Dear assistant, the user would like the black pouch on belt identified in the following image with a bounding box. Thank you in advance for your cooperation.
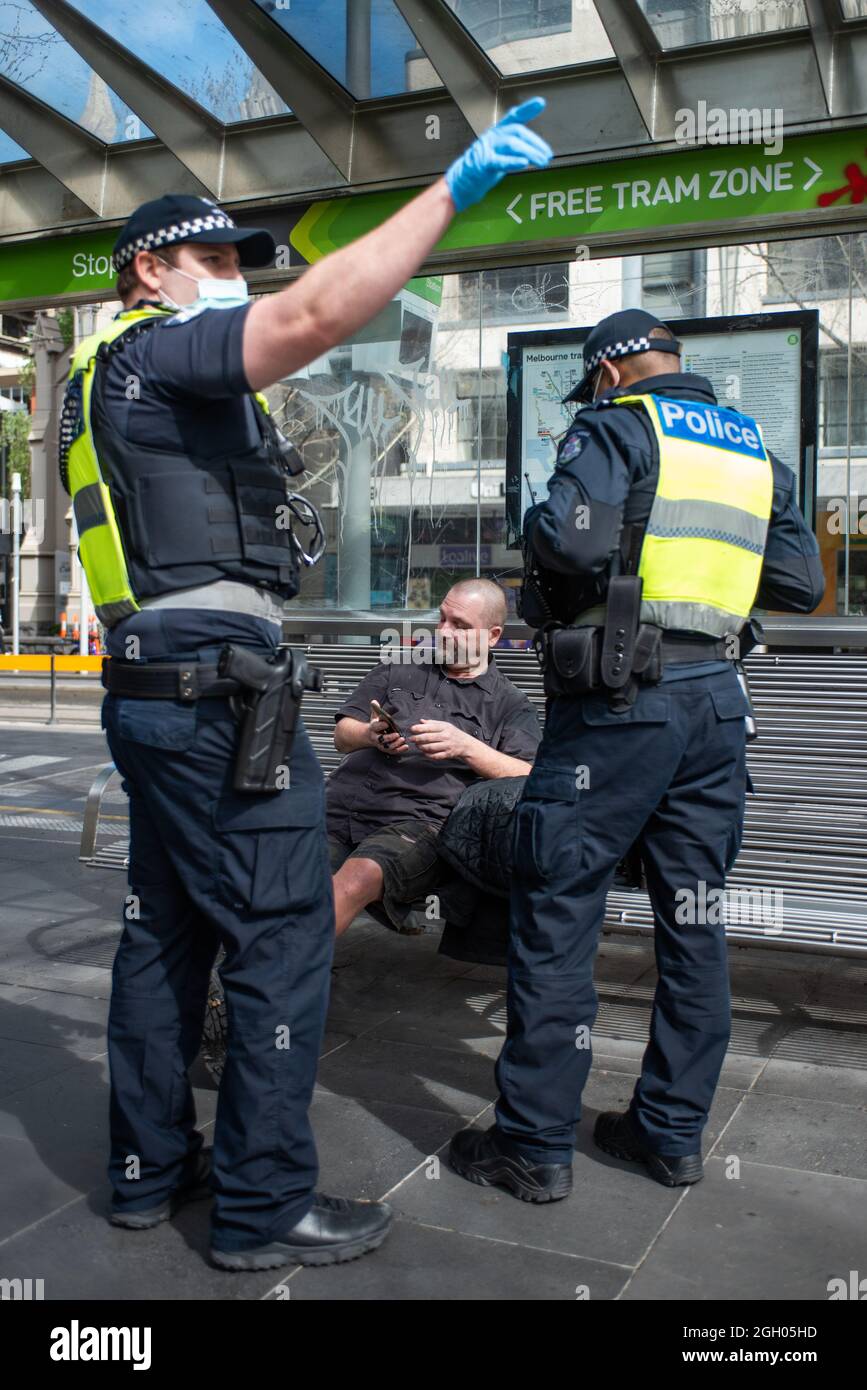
[542,623,602,697]
[217,643,322,793]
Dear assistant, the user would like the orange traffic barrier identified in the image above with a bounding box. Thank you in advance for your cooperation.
[59,610,67,638]
[71,614,80,642]
[0,654,105,671]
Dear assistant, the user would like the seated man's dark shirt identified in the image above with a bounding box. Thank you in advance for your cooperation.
[326,654,541,841]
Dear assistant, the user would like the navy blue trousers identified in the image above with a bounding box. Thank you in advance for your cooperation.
[495,666,748,1163]
[101,611,334,1251]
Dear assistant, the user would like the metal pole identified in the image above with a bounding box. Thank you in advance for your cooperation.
[346,0,371,98]
[0,440,7,630]
[11,470,20,655]
[49,653,56,724]
[341,428,373,633]
[80,560,90,657]
[476,270,482,578]
[339,0,370,638]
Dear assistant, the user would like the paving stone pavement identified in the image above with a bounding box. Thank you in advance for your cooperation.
[1,879,865,1300]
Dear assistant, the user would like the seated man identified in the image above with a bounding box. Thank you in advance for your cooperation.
[327,579,542,935]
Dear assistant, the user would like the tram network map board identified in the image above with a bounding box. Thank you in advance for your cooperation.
[506,310,818,545]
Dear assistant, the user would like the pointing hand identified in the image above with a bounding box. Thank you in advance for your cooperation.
[445,97,553,213]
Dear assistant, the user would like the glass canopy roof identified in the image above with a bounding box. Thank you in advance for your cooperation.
[0,0,861,180]
[66,0,289,122]
[443,0,614,71]
[636,0,808,49]
[252,0,442,98]
[0,130,26,162]
[0,0,150,143]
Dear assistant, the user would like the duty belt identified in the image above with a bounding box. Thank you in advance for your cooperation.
[102,658,241,702]
[536,620,732,706]
[103,645,323,793]
[660,636,732,661]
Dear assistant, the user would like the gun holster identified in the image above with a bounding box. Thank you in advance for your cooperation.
[217,643,322,794]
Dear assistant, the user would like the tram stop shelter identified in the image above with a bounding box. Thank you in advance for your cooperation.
[0,0,865,1304]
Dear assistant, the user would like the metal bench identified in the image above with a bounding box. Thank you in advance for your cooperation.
[80,642,867,956]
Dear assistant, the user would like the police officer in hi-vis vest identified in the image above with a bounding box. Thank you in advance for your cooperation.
[59,102,553,1269]
[448,308,824,1201]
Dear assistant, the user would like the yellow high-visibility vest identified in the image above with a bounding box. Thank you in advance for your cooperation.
[59,307,274,628]
[611,393,774,637]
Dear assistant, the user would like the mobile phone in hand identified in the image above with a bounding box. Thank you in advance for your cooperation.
[370,699,414,748]
[370,699,401,735]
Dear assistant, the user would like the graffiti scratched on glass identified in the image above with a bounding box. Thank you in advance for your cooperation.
[287,364,474,543]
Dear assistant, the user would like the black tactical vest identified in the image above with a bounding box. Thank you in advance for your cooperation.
[89,332,300,603]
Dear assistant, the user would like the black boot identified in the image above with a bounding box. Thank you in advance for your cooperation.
[594,1111,703,1186]
[110,1145,213,1229]
[210,1194,393,1271]
[448,1125,573,1203]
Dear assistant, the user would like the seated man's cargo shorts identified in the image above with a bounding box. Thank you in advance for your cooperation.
[327,819,442,931]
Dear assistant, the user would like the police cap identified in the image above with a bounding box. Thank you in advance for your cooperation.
[562,308,682,405]
[112,194,276,273]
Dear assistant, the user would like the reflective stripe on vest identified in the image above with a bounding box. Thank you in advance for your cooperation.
[611,393,774,638]
[64,308,275,628]
[65,309,167,625]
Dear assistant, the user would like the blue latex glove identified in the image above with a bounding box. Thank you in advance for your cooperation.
[445,97,553,213]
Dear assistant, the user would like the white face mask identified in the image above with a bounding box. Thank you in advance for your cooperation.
[157,255,249,314]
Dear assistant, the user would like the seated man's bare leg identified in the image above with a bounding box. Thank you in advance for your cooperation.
[332,856,384,936]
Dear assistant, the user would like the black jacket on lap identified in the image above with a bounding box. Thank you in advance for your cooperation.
[436,775,528,899]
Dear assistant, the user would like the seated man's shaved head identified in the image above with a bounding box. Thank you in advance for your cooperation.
[435,579,508,676]
[445,578,508,630]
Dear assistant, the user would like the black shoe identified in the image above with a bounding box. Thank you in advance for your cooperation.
[210,1194,393,1271]
[448,1125,573,1203]
[593,1111,703,1186]
[110,1145,213,1230]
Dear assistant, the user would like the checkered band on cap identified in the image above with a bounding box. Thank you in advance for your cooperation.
[112,212,236,271]
[585,336,652,373]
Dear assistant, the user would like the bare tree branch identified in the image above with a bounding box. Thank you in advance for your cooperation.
[745,242,867,369]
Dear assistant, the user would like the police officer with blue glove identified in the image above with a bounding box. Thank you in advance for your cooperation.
[448,308,824,1202]
[59,101,552,1270]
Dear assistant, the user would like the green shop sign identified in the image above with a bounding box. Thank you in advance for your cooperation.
[0,125,865,305]
[291,126,867,259]
[0,223,446,307]
[0,229,116,303]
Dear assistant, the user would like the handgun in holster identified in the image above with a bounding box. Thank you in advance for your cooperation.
[217,643,323,793]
